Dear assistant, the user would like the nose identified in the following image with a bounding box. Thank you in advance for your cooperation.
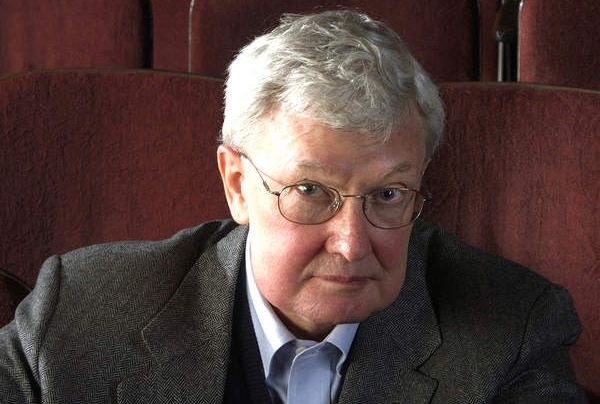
[324,197,372,262]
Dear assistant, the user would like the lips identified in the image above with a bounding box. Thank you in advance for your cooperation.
[316,275,373,286]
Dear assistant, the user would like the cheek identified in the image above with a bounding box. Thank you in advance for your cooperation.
[371,228,412,297]
[374,228,411,270]
[249,218,327,296]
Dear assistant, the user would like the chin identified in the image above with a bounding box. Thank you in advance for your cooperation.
[316,298,387,325]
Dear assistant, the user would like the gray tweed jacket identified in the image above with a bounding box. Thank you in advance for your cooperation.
[0,220,586,403]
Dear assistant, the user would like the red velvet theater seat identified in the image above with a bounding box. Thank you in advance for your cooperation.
[519,0,600,90]
[423,82,600,400]
[0,69,230,289]
[151,0,480,82]
[0,0,151,75]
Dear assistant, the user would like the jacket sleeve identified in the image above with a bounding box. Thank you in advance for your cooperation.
[0,255,63,403]
[494,284,588,403]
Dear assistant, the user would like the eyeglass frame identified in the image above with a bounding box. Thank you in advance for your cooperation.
[238,152,431,229]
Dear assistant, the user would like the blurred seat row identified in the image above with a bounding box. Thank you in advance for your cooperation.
[0,0,598,89]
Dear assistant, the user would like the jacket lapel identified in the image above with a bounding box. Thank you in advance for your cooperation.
[338,221,441,404]
[117,225,249,404]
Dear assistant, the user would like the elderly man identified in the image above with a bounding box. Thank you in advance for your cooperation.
[0,9,585,403]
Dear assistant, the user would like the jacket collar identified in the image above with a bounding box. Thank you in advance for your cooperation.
[117,221,441,403]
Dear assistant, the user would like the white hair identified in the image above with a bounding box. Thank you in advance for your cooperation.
[221,9,445,157]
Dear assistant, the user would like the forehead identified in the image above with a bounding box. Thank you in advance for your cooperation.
[248,109,427,182]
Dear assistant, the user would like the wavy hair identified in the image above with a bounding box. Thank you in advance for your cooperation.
[221,9,444,158]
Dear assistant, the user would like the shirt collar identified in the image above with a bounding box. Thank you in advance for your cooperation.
[245,237,358,376]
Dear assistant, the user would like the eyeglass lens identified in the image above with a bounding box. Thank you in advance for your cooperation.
[276,183,423,229]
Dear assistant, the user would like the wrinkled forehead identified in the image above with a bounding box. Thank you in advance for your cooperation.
[261,105,423,142]
[246,104,427,153]
[245,108,428,184]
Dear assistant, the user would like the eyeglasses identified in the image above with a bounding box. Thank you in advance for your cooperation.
[240,153,430,229]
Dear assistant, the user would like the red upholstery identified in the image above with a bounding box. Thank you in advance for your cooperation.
[0,69,230,287]
[0,1,151,76]
[0,269,31,327]
[479,0,501,81]
[151,0,193,73]
[519,0,600,90]
[152,0,480,81]
[423,82,600,399]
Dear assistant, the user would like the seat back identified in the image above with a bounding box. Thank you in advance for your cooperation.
[518,0,600,90]
[422,82,600,399]
[151,0,480,81]
[0,69,229,287]
[0,0,151,75]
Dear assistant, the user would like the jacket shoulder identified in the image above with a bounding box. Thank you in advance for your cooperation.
[413,221,583,401]
[53,219,240,314]
[413,220,552,299]
[61,219,238,281]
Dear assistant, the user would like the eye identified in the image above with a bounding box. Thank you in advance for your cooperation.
[287,182,334,203]
[294,183,330,197]
[371,187,410,204]
[296,183,320,195]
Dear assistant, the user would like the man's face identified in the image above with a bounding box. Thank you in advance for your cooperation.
[218,108,428,340]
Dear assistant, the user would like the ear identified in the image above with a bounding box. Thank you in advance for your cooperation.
[217,144,249,224]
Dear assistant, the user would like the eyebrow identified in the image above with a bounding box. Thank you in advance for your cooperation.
[294,160,332,174]
[381,161,414,178]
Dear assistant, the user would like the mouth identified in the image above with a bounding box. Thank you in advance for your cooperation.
[316,275,373,287]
